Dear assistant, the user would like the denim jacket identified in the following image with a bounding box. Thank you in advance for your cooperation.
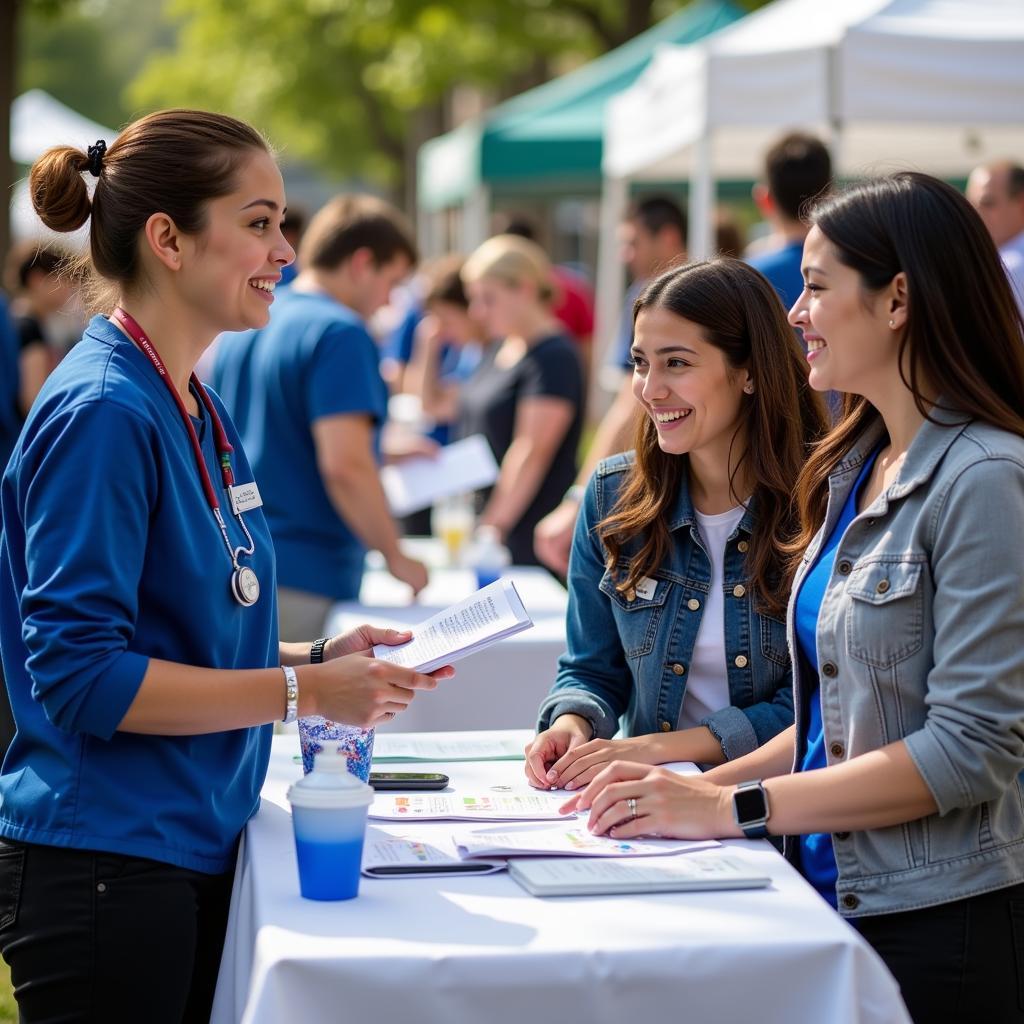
[787,408,1024,917]
[538,453,794,759]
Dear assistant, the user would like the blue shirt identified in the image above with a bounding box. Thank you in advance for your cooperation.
[0,315,277,874]
[213,288,388,601]
[747,241,805,314]
[0,294,21,474]
[793,447,879,906]
[612,280,647,371]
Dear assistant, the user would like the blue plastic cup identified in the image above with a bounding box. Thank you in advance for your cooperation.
[287,749,374,901]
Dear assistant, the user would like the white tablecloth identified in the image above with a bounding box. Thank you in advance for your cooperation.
[326,543,568,732]
[211,734,910,1024]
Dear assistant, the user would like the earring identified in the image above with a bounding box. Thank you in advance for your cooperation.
[743,382,754,394]
[888,319,896,328]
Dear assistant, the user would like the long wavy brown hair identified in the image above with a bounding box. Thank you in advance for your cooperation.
[787,172,1024,574]
[597,259,829,618]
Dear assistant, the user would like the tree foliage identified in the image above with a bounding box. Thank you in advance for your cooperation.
[128,0,701,186]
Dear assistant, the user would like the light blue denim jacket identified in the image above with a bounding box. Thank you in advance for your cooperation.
[538,453,794,758]
[787,408,1024,917]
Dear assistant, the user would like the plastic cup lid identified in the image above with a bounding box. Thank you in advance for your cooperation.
[287,750,374,810]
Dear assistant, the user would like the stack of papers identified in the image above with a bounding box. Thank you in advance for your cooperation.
[508,855,771,897]
[361,831,505,879]
[372,578,532,673]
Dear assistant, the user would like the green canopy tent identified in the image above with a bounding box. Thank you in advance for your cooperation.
[416,0,743,252]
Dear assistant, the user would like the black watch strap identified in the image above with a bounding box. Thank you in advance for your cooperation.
[309,637,329,664]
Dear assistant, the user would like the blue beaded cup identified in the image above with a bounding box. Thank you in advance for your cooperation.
[297,716,375,780]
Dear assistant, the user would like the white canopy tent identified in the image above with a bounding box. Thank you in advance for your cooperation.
[591,0,1024,359]
[9,89,117,247]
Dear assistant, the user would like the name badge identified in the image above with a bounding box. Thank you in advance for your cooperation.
[635,576,658,601]
[229,481,263,515]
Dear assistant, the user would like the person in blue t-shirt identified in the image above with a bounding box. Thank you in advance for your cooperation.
[0,111,447,1023]
[746,131,832,318]
[213,194,429,642]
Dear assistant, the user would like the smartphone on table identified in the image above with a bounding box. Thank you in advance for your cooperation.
[369,771,449,791]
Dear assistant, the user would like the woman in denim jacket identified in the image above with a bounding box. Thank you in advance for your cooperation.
[566,173,1024,1023]
[525,259,828,790]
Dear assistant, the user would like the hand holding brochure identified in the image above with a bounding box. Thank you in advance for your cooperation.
[372,578,532,673]
[508,854,770,896]
[453,821,720,859]
[381,434,499,517]
[370,792,574,821]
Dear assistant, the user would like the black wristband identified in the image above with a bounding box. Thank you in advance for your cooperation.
[309,637,329,664]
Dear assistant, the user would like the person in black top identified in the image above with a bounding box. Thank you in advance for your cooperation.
[459,234,584,567]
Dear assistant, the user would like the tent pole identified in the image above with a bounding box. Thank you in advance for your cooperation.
[688,128,714,261]
[589,174,629,422]
[460,184,491,253]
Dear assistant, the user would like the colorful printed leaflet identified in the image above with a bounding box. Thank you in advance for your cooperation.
[361,832,505,878]
[369,792,573,821]
[452,821,720,859]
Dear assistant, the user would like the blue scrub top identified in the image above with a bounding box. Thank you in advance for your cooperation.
[212,288,388,601]
[0,315,278,874]
[793,447,879,906]
[747,241,805,315]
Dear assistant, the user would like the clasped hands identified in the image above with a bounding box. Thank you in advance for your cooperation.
[525,720,739,840]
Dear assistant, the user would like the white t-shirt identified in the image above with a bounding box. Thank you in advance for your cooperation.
[676,503,747,732]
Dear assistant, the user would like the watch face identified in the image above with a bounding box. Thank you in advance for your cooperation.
[734,785,767,823]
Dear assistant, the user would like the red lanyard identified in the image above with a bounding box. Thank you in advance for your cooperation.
[111,307,234,511]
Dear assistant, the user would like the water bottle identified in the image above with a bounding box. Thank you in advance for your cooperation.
[287,748,374,900]
[470,525,511,589]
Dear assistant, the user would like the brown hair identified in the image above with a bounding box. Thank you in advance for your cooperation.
[597,259,829,619]
[787,172,1024,570]
[299,194,417,271]
[423,254,469,310]
[28,109,270,307]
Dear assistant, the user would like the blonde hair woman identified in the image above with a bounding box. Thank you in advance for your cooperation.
[458,234,584,567]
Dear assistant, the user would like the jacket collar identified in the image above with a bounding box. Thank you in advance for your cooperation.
[831,401,972,509]
[666,470,756,537]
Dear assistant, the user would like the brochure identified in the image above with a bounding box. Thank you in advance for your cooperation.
[507,854,771,897]
[361,831,505,879]
[369,792,574,822]
[381,434,499,517]
[371,578,532,673]
[452,821,720,859]
[373,732,527,763]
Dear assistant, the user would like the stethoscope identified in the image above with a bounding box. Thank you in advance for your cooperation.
[112,307,261,607]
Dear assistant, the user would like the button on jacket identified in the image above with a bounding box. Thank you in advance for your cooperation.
[538,453,794,758]
[787,407,1024,916]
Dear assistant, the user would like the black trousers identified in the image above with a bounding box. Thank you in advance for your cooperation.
[854,881,1024,1024]
[0,838,234,1023]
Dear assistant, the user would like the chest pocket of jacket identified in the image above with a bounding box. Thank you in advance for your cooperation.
[845,558,925,668]
[759,614,789,668]
[599,572,670,660]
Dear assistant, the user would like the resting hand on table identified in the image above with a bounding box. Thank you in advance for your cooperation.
[543,734,665,791]
[314,624,453,728]
[524,714,592,788]
[560,760,741,841]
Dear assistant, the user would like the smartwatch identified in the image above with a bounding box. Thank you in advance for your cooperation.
[732,779,770,839]
[309,637,329,664]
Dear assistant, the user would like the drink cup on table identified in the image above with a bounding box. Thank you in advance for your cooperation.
[469,524,511,589]
[298,715,375,780]
[287,748,374,901]
[432,493,474,566]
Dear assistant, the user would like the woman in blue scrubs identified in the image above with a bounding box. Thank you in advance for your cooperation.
[0,110,445,1023]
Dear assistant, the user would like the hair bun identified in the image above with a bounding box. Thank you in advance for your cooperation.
[28,145,93,233]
